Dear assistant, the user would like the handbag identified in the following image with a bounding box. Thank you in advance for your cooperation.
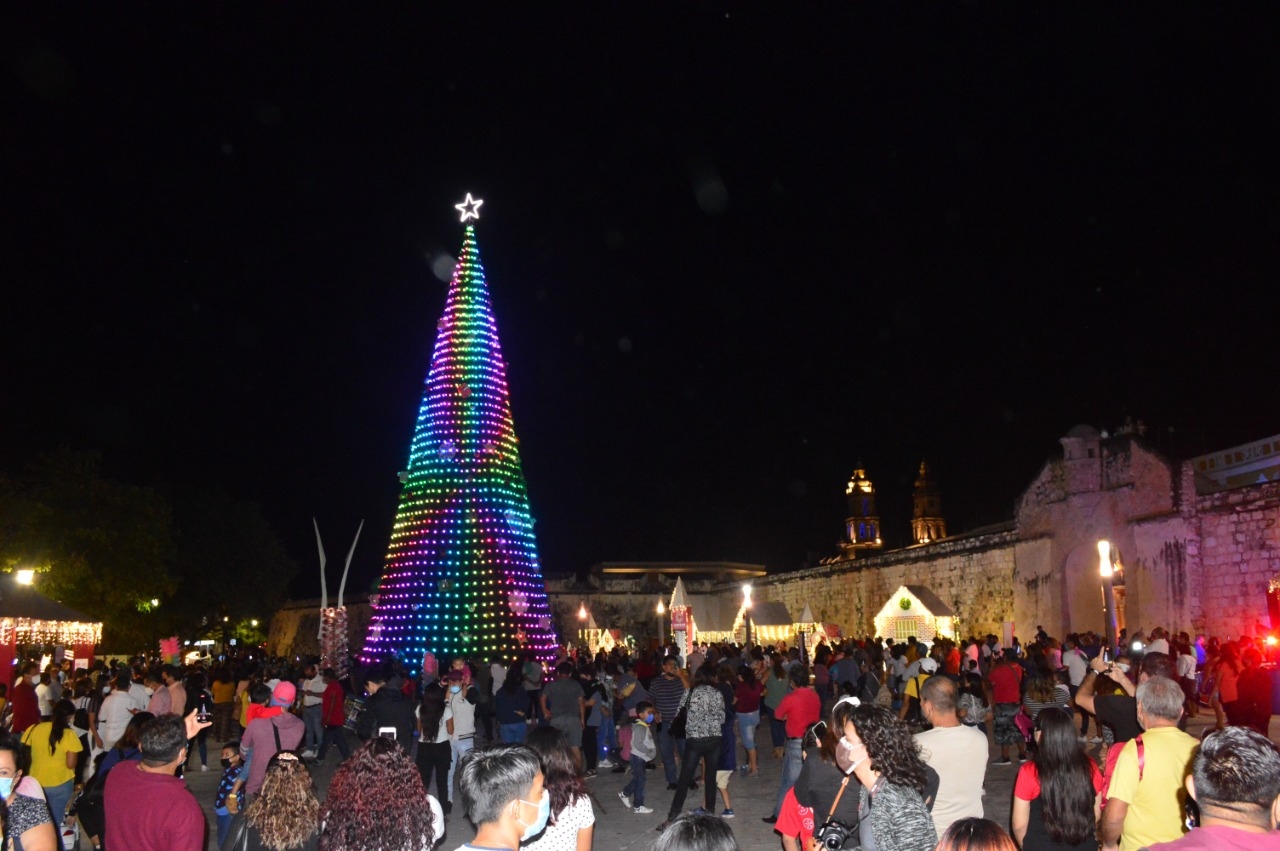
[668,693,689,739]
[222,813,251,851]
[1013,709,1034,741]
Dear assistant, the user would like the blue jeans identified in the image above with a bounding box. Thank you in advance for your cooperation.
[500,722,527,743]
[600,717,618,758]
[622,754,648,807]
[768,709,787,750]
[448,737,474,799]
[736,709,760,752]
[45,779,74,826]
[772,738,804,817]
[216,811,234,847]
[656,726,685,786]
[303,703,324,750]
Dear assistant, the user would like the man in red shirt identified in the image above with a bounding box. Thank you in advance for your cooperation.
[765,666,821,823]
[104,713,208,851]
[986,649,1026,764]
[316,667,351,763]
[9,662,40,735]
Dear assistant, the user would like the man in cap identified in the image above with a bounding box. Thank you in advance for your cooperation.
[239,681,305,796]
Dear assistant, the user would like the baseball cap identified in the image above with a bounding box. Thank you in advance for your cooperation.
[918,658,939,674]
[271,682,297,706]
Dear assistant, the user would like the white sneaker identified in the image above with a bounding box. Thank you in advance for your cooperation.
[300,749,317,759]
[598,759,615,768]
[634,805,654,814]
[200,764,209,772]
[619,791,633,808]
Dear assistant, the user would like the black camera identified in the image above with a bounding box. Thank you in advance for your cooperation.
[813,818,857,850]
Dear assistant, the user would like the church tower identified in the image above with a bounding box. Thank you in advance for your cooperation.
[841,464,883,557]
[911,460,947,544]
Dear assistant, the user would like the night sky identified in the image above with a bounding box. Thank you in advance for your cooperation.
[5,7,1279,598]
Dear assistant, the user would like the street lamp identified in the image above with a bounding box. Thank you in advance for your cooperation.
[656,599,665,645]
[742,584,753,651]
[1098,540,1119,660]
[15,569,34,586]
[578,602,587,621]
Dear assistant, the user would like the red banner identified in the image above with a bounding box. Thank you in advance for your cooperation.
[671,607,688,631]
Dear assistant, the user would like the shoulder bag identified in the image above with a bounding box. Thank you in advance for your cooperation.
[668,691,689,739]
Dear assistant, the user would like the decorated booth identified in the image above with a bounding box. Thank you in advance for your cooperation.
[686,594,737,647]
[794,603,830,662]
[873,585,956,645]
[0,578,103,685]
[733,600,794,648]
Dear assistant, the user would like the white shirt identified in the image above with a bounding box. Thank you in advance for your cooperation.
[35,683,53,717]
[98,691,137,750]
[915,723,989,840]
[491,663,507,694]
[448,690,476,740]
[522,793,595,851]
[1176,653,1197,679]
[1146,638,1170,656]
[1064,648,1089,687]
[302,675,325,707]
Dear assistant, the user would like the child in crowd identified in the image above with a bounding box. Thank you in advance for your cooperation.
[619,700,656,814]
[213,741,244,848]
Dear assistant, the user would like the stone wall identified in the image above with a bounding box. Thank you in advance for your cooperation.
[1194,480,1280,638]
[746,528,1019,639]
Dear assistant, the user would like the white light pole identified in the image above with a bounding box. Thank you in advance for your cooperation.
[656,599,666,646]
[1098,540,1119,659]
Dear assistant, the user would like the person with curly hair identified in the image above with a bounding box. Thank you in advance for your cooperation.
[834,699,937,851]
[224,752,320,851]
[319,737,444,851]
[523,727,594,851]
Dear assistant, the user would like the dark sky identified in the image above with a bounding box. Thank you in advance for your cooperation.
[5,6,1279,598]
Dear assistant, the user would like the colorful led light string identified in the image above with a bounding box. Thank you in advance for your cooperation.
[362,224,557,667]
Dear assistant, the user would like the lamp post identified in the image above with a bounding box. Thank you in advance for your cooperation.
[742,584,753,651]
[656,599,665,647]
[1098,540,1119,660]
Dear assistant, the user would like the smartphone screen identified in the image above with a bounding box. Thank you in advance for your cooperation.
[378,726,397,740]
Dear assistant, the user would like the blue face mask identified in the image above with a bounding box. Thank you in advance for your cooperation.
[0,777,13,799]
[517,790,550,841]
[644,713,655,724]
[450,685,462,694]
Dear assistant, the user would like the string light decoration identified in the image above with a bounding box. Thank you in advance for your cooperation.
[362,198,557,666]
[0,617,102,646]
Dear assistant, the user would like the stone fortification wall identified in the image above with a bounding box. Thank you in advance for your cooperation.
[746,529,1019,639]
[1194,480,1280,639]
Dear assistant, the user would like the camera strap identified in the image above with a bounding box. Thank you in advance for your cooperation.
[825,774,852,823]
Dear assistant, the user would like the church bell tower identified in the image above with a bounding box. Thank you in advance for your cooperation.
[841,464,883,558]
[911,460,947,544]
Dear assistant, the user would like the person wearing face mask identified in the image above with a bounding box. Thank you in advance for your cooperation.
[620,700,658,815]
[523,727,595,851]
[825,699,938,851]
[212,740,245,848]
[10,662,41,735]
[446,668,481,804]
[450,744,547,851]
[0,733,58,851]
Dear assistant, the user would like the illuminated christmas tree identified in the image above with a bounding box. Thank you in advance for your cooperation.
[362,194,557,666]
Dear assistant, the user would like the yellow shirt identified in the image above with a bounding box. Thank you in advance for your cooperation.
[21,723,83,788]
[212,680,236,704]
[1108,725,1197,851]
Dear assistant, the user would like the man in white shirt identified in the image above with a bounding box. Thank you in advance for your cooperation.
[1063,636,1097,741]
[1145,627,1170,658]
[490,658,507,694]
[299,664,326,757]
[915,675,989,840]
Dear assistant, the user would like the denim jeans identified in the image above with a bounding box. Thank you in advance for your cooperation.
[303,703,324,750]
[448,736,474,799]
[216,812,234,848]
[500,722,527,743]
[622,754,648,807]
[772,738,804,817]
[736,709,760,752]
[656,726,685,786]
[600,717,618,759]
[667,735,721,819]
[45,779,74,826]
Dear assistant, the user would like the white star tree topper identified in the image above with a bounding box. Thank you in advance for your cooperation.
[455,193,484,222]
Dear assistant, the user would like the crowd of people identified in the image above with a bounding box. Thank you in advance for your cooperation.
[0,624,1272,851]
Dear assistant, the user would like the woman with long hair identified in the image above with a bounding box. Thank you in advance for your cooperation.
[19,698,81,828]
[1010,707,1101,851]
[319,737,443,851]
[831,700,936,851]
[416,681,453,814]
[523,726,594,851]
[495,661,529,744]
[1021,659,1070,722]
[0,734,57,851]
[1214,643,1242,727]
[225,752,321,851]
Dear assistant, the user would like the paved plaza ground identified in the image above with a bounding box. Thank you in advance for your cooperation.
[71,709,1260,851]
